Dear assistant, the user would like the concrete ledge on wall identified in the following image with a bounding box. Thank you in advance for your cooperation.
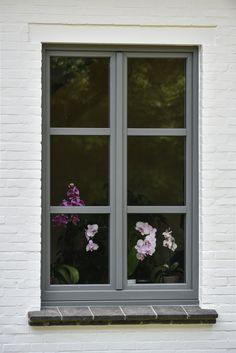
[28,23,217,46]
[28,305,218,326]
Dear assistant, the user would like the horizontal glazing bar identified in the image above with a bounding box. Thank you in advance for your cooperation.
[128,129,187,136]
[48,50,114,58]
[127,206,187,213]
[50,206,111,214]
[126,52,191,59]
[50,128,110,135]
[48,284,113,291]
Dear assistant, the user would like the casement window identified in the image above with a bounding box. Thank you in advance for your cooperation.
[42,46,198,306]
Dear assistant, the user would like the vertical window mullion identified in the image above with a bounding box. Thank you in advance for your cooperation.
[123,54,128,289]
[109,53,117,289]
[44,52,51,290]
[185,53,193,286]
[115,52,125,289]
[192,48,199,296]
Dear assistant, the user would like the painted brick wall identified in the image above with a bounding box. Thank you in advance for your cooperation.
[0,0,236,352]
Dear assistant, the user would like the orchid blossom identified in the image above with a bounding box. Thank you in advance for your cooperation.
[52,183,101,253]
[52,183,84,227]
[86,239,99,252]
[85,224,98,241]
[162,228,177,252]
[52,214,69,227]
[134,222,157,260]
[135,221,155,236]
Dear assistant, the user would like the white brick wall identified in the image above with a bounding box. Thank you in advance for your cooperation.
[0,0,236,352]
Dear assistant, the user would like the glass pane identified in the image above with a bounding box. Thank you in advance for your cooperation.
[50,214,109,285]
[50,56,109,127]
[128,136,185,205]
[127,214,185,284]
[51,136,109,206]
[128,58,185,128]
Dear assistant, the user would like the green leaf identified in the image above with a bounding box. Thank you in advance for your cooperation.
[150,266,163,282]
[55,264,80,284]
[162,263,169,271]
[155,273,163,283]
[169,262,184,274]
[170,262,179,272]
[63,265,80,284]
[128,248,138,277]
[57,267,71,284]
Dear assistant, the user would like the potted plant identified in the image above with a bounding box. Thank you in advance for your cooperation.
[128,222,183,284]
[127,221,157,284]
[151,229,183,283]
[51,183,100,285]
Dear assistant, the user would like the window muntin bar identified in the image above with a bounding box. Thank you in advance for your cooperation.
[50,128,110,135]
[128,128,187,136]
[127,206,187,213]
[50,206,111,213]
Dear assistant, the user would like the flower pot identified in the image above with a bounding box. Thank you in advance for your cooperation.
[128,279,136,285]
[136,279,150,284]
[162,274,180,283]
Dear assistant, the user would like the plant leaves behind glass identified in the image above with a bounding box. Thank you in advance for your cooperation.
[150,265,165,283]
[151,262,183,283]
[128,247,138,277]
[53,264,80,284]
[170,261,183,272]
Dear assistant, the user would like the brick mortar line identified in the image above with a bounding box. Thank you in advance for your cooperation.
[150,305,158,319]
[181,306,189,319]
[56,306,63,321]
[119,306,126,320]
[88,306,95,320]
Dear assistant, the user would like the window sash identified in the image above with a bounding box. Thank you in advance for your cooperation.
[42,46,199,305]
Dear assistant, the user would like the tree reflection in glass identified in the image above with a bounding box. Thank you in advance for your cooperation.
[128,136,185,206]
[50,56,109,128]
[50,136,109,206]
[128,58,185,128]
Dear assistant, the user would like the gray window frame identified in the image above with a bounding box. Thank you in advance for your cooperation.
[42,45,199,306]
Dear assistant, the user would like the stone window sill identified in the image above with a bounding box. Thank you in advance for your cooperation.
[28,305,218,326]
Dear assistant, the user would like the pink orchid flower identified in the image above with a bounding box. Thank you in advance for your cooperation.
[134,223,157,260]
[52,214,69,227]
[67,183,80,199]
[85,224,98,240]
[162,228,177,252]
[70,214,80,226]
[135,221,155,236]
[86,239,99,252]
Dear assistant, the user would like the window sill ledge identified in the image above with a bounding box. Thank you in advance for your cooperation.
[28,305,218,326]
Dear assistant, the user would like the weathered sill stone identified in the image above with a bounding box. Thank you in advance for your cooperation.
[28,305,218,326]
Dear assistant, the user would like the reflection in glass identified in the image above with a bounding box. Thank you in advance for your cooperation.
[128,136,185,206]
[50,56,109,127]
[127,214,185,284]
[50,214,109,285]
[128,58,185,128]
[50,136,109,206]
